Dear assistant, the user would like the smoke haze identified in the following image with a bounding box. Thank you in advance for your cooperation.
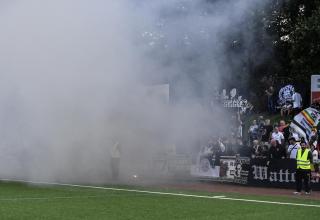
[0,0,267,183]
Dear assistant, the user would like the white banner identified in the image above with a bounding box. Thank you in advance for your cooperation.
[278,84,294,105]
[311,75,320,92]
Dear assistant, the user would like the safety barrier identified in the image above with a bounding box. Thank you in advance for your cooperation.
[191,156,320,190]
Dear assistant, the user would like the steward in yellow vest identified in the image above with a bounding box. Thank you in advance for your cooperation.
[294,140,313,195]
[297,148,311,170]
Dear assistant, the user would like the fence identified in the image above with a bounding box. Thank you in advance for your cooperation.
[191,156,320,190]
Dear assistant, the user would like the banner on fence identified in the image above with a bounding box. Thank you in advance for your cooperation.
[190,156,250,184]
[249,158,320,190]
[191,157,320,190]
[248,158,296,188]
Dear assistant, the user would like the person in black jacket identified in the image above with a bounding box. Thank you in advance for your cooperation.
[269,139,286,160]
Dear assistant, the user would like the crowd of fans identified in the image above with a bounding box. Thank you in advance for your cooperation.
[200,85,320,169]
[200,115,319,172]
[246,116,319,171]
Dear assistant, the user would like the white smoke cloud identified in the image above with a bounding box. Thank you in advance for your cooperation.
[0,0,267,183]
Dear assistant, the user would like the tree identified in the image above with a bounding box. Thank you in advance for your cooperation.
[243,0,320,108]
[289,1,320,82]
[266,0,320,82]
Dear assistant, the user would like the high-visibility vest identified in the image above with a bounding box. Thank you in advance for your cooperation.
[296,148,311,170]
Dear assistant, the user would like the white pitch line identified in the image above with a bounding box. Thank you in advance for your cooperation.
[0,196,105,201]
[218,197,320,208]
[211,195,226,199]
[0,179,320,208]
[0,195,225,202]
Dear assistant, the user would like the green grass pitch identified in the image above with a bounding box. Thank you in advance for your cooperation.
[0,181,319,220]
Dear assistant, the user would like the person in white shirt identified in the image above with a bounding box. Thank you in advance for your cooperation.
[271,127,285,145]
[292,90,302,116]
[312,148,319,173]
[287,137,300,159]
[312,149,319,162]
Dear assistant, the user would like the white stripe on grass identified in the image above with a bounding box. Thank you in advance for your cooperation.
[0,195,226,202]
[0,196,105,201]
[0,179,319,208]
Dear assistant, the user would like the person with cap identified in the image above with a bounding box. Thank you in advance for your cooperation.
[287,136,300,159]
[294,139,313,195]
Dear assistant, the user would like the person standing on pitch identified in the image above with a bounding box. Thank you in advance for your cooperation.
[294,139,313,195]
[110,140,121,180]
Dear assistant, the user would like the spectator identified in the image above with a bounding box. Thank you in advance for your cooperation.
[251,140,263,158]
[280,89,293,117]
[279,120,290,142]
[269,139,286,159]
[287,137,300,159]
[257,116,265,140]
[261,144,269,158]
[201,139,214,156]
[310,135,318,168]
[236,138,244,154]
[199,139,215,168]
[292,89,302,116]
[230,115,241,139]
[271,127,285,145]
[248,120,259,144]
[257,116,265,127]
[312,146,319,172]
[239,140,251,157]
[281,102,292,117]
[278,120,288,133]
[236,112,243,138]
[310,127,318,141]
[312,145,319,161]
[265,86,275,114]
[261,119,273,145]
[221,89,229,100]
[214,140,225,167]
[219,138,227,155]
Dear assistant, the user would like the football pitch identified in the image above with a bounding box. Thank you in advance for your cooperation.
[0,180,319,220]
